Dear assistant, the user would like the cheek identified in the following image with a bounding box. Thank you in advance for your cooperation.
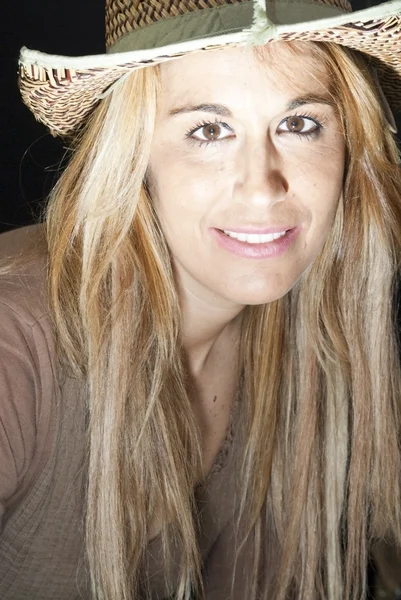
[296,141,344,208]
[303,179,343,257]
[288,147,344,253]
[149,152,229,227]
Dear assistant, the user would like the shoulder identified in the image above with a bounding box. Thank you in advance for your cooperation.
[0,223,50,326]
[0,224,60,514]
[0,223,57,435]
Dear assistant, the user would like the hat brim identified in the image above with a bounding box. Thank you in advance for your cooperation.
[18,0,401,136]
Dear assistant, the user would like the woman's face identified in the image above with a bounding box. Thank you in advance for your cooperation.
[147,43,345,308]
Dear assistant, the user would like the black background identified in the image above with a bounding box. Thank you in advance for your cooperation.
[1,1,105,234]
[1,0,398,234]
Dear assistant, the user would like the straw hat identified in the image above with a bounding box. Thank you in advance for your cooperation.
[18,0,401,137]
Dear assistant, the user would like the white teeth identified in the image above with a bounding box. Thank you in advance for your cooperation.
[223,230,287,244]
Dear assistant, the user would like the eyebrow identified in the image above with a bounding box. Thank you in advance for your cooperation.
[168,94,335,118]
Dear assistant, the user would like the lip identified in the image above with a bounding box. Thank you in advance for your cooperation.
[211,226,301,259]
[219,225,295,234]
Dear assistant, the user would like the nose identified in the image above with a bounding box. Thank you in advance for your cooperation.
[233,135,288,209]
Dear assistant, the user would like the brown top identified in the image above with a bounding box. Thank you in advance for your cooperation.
[0,224,398,600]
[0,223,265,600]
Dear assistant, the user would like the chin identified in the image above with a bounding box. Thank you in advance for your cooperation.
[225,271,299,304]
[224,284,294,306]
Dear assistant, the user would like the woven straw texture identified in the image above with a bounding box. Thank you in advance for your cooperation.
[18,0,401,136]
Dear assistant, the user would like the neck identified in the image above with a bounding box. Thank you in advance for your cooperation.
[179,283,244,379]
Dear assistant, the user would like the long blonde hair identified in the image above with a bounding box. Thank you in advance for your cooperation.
[43,41,401,600]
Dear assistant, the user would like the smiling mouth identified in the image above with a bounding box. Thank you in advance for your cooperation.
[219,229,289,244]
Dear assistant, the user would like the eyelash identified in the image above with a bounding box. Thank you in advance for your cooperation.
[184,112,325,147]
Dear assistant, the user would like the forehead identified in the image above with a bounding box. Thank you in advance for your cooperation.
[159,42,330,107]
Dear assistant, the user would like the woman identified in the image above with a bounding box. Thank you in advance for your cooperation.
[1,0,401,598]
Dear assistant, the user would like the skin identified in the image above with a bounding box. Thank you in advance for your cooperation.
[146,43,345,489]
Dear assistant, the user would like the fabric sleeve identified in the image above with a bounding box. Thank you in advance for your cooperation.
[0,298,54,527]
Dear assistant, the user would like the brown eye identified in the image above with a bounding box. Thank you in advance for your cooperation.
[286,116,306,132]
[278,115,320,136]
[188,121,233,145]
[202,123,222,140]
